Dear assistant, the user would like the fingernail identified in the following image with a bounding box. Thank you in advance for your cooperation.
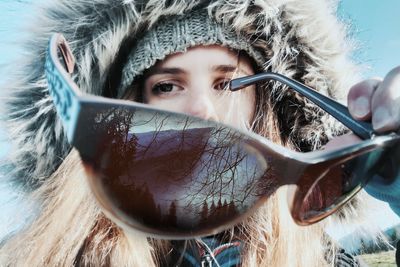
[372,107,392,131]
[350,96,370,118]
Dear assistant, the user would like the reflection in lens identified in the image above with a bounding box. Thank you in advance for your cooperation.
[296,148,384,223]
[81,107,280,237]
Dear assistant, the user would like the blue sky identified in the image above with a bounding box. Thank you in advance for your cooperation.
[338,0,400,77]
[0,0,400,244]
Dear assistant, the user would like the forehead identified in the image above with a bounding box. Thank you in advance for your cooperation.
[150,45,254,73]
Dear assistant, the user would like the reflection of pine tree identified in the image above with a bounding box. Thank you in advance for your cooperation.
[228,200,237,217]
[210,199,223,223]
[165,201,177,226]
[110,181,164,228]
[134,184,156,223]
[222,199,228,218]
[142,185,157,220]
[216,199,223,215]
[209,201,216,219]
[200,201,209,225]
[199,199,239,226]
[156,204,162,223]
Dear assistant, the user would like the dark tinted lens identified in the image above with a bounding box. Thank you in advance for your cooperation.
[295,148,385,223]
[80,107,279,237]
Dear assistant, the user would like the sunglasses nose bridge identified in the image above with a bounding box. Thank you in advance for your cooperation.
[270,155,309,187]
[249,139,310,187]
[285,160,310,186]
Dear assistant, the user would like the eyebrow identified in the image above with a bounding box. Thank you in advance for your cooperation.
[146,64,252,78]
[145,67,187,77]
[212,65,253,76]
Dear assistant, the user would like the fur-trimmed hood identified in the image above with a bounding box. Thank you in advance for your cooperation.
[2,0,360,190]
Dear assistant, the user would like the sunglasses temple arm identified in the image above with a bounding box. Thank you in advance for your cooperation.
[230,73,375,140]
[45,33,81,143]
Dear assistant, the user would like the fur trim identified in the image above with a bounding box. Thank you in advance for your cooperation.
[1,0,360,190]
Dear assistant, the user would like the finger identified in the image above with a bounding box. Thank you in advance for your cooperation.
[371,66,400,132]
[347,78,381,121]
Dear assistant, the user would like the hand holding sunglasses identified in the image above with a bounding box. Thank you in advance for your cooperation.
[346,67,400,214]
[45,33,400,239]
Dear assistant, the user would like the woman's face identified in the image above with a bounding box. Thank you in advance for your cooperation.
[142,45,256,129]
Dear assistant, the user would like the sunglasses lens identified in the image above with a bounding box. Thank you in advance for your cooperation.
[80,107,279,237]
[294,148,385,223]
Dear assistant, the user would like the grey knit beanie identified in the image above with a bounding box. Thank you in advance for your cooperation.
[118,8,264,97]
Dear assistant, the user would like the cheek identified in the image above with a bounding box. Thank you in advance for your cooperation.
[243,86,256,121]
[214,86,256,128]
[146,98,185,113]
[233,86,256,123]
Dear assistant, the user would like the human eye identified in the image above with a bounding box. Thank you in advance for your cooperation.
[213,79,231,91]
[151,82,183,95]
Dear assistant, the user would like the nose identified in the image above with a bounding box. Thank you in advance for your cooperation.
[184,92,219,121]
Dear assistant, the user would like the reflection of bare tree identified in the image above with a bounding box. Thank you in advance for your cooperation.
[178,126,271,212]
[85,106,279,230]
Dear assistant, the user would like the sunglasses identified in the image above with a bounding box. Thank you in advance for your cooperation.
[45,33,400,239]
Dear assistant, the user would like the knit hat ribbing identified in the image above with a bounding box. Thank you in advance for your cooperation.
[118,9,264,97]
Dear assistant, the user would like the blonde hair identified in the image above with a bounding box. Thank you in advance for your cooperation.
[0,95,338,266]
[0,0,374,265]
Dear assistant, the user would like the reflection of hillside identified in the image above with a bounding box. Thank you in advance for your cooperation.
[125,129,210,185]
[129,127,213,158]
